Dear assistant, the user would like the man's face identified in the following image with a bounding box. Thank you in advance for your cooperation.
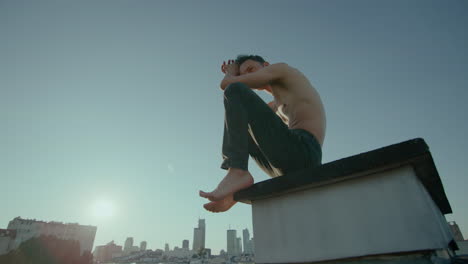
[239,60,264,75]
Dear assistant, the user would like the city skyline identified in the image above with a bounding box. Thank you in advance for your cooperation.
[94,218,253,255]
[1,0,467,255]
[1,216,253,256]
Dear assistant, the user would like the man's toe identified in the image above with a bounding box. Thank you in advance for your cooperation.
[199,190,211,198]
[204,202,216,212]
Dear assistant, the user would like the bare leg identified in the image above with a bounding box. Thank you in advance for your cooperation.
[199,168,254,202]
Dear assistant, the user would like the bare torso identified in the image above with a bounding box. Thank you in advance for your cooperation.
[270,65,326,146]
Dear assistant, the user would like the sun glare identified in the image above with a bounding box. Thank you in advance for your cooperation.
[92,199,116,219]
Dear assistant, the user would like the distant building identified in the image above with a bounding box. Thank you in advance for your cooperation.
[124,237,133,254]
[236,237,242,255]
[124,237,133,250]
[0,229,16,255]
[251,237,255,254]
[242,228,253,254]
[193,219,205,251]
[140,241,147,251]
[165,243,169,252]
[193,228,203,251]
[163,246,193,258]
[448,221,465,241]
[242,228,254,255]
[130,245,139,253]
[227,229,237,256]
[183,239,189,250]
[93,240,123,262]
[6,217,96,255]
[123,237,139,255]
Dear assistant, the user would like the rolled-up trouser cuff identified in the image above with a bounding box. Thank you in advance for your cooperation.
[220,158,248,171]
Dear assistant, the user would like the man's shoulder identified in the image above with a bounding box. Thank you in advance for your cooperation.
[266,63,292,80]
[269,62,289,70]
[269,63,308,83]
[270,63,303,75]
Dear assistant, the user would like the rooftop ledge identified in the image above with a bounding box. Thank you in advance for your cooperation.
[233,138,456,264]
[234,138,451,215]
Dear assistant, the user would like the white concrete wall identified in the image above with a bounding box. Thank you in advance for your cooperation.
[252,166,454,263]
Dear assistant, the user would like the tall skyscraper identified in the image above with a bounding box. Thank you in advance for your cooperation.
[227,229,237,256]
[124,237,134,254]
[124,237,133,251]
[182,239,189,250]
[193,228,201,251]
[236,237,242,255]
[193,219,206,251]
[251,237,255,254]
[243,228,251,254]
[140,241,147,251]
[199,219,205,249]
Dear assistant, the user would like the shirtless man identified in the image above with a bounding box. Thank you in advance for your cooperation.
[199,55,326,213]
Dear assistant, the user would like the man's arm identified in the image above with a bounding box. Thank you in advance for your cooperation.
[220,63,288,90]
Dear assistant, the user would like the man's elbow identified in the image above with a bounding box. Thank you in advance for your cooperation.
[220,79,229,90]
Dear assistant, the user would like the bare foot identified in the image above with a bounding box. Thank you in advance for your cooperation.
[203,194,237,213]
[199,168,254,201]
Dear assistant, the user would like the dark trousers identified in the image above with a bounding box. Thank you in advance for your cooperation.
[221,82,322,178]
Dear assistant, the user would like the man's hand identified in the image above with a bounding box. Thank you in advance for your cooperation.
[221,60,239,76]
[220,59,240,90]
[219,61,288,91]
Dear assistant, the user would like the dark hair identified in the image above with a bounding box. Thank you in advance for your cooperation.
[235,54,266,66]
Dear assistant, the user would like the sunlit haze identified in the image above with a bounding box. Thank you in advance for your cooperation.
[91,199,116,219]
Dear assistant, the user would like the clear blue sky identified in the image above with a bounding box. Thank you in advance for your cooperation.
[1,0,467,254]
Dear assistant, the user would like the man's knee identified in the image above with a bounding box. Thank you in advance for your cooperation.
[224,82,251,97]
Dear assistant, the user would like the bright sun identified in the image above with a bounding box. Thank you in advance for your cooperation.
[92,199,116,219]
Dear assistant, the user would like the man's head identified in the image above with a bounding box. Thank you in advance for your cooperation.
[235,55,270,75]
